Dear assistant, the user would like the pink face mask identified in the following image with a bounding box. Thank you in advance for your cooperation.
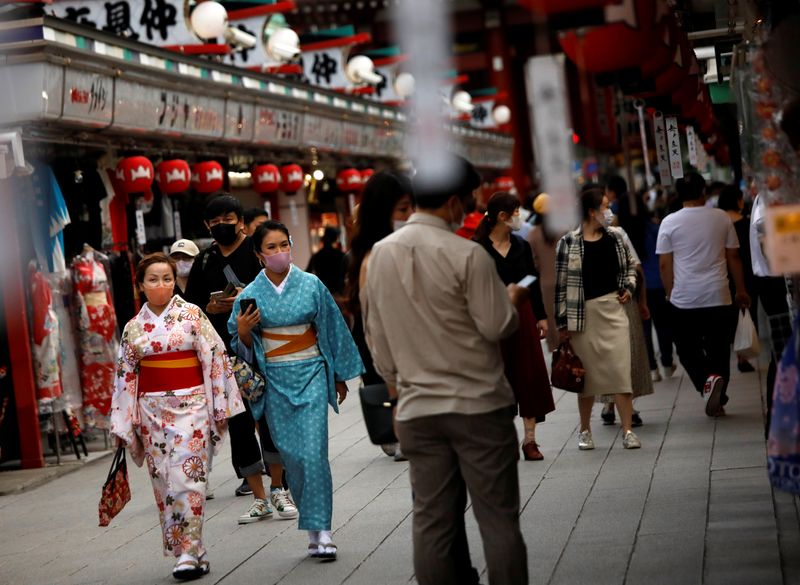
[261,251,292,273]
[143,285,173,307]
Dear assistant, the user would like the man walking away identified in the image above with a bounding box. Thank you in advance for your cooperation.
[657,172,751,417]
[364,155,528,585]
[307,226,346,295]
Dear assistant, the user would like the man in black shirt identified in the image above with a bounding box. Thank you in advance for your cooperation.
[307,226,346,295]
[186,194,297,523]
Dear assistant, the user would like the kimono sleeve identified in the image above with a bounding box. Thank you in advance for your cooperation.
[316,278,365,382]
[109,322,145,467]
[194,310,245,423]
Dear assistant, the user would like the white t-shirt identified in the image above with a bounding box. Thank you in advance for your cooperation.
[656,206,739,308]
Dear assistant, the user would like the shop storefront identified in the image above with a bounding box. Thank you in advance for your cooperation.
[0,14,513,469]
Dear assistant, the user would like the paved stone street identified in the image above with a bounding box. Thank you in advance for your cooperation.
[1,357,798,585]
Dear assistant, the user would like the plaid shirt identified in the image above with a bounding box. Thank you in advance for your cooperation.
[554,227,637,332]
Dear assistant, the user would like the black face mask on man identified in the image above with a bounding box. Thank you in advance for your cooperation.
[210,222,239,246]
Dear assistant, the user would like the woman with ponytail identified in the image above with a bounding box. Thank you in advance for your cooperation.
[473,192,555,461]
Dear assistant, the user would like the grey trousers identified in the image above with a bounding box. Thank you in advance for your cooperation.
[396,406,529,585]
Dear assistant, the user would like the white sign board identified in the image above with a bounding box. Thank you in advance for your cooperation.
[686,126,698,167]
[653,112,671,186]
[665,116,684,179]
[301,48,348,90]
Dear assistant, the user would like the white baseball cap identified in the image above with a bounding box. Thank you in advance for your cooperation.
[169,239,200,258]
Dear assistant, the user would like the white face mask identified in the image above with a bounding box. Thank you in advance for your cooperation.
[506,215,523,231]
[392,219,408,232]
[175,259,193,278]
[601,208,615,227]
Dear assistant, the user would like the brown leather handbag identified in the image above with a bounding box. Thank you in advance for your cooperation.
[550,340,586,393]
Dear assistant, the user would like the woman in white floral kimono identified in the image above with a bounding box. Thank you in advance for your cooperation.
[110,253,244,581]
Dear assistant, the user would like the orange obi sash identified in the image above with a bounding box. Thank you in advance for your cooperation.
[138,350,203,393]
[262,326,318,359]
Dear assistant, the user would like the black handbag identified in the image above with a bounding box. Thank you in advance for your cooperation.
[358,383,397,445]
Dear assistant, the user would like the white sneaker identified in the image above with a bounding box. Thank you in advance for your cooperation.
[703,375,724,417]
[578,430,595,450]
[651,369,662,382]
[394,446,408,462]
[238,498,272,524]
[270,488,299,519]
[622,430,641,449]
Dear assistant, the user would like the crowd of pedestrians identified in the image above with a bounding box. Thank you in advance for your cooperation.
[108,154,774,584]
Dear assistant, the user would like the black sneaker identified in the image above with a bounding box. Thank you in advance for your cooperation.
[737,361,755,373]
[601,405,615,425]
[235,478,253,497]
[632,411,643,427]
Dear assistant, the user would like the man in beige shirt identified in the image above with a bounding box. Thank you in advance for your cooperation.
[364,156,528,585]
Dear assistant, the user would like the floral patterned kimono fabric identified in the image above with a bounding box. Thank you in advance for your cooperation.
[229,267,364,531]
[30,268,63,403]
[110,296,244,558]
[73,252,119,429]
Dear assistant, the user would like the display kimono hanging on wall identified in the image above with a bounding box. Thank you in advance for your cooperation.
[73,247,119,429]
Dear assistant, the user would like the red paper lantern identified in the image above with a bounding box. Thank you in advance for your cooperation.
[494,176,515,192]
[559,0,662,73]
[252,164,280,194]
[639,9,679,79]
[337,168,363,194]
[280,164,304,194]
[191,161,224,194]
[360,169,375,187]
[156,159,191,194]
[115,156,154,194]
[637,31,694,98]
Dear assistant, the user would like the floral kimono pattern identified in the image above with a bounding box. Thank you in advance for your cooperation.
[229,268,364,531]
[110,296,244,558]
[30,269,63,403]
[73,253,119,429]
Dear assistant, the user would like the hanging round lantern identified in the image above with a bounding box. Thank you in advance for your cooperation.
[494,176,515,192]
[493,105,512,125]
[558,0,662,73]
[639,9,679,79]
[360,168,375,187]
[115,156,154,194]
[636,31,693,99]
[280,164,304,193]
[252,164,280,194]
[155,159,191,194]
[191,161,224,194]
[337,168,363,194]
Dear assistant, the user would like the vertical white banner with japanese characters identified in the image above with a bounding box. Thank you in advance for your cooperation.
[526,54,577,234]
[653,112,671,186]
[665,116,684,180]
[686,126,698,167]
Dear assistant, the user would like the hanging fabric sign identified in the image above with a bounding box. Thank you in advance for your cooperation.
[686,126,698,166]
[263,200,272,218]
[665,116,683,179]
[653,112,671,186]
[135,209,146,245]
[634,100,654,187]
[289,199,299,226]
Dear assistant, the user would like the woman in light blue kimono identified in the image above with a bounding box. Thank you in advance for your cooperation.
[228,220,364,562]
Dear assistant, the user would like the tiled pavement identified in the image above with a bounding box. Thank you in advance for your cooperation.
[0,355,797,585]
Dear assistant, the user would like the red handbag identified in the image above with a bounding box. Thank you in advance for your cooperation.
[550,340,586,393]
[98,446,131,527]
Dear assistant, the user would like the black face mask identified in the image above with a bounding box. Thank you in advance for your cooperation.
[210,222,239,246]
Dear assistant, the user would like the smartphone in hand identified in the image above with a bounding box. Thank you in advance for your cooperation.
[517,274,537,288]
[239,298,257,314]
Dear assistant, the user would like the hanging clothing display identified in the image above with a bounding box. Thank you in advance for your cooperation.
[46,271,84,423]
[73,248,119,429]
[29,267,63,403]
[23,164,72,273]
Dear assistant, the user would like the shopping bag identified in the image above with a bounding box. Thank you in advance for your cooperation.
[358,383,397,445]
[550,340,586,393]
[98,446,131,527]
[767,315,800,494]
[733,309,761,359]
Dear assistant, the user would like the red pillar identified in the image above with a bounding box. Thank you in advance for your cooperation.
[485,12,535,198]
[0,178,44,469]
